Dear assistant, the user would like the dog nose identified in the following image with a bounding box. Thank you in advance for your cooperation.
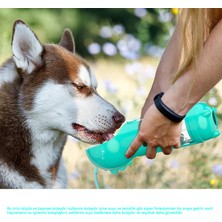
[112,112,125,127]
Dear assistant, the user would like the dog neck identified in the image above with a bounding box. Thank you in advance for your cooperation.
[0,60,67,188]
[26,118,67,186]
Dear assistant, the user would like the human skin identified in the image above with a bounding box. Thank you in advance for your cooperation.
[126,19,222,159]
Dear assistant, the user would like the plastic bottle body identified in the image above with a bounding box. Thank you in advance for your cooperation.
[86,103,220,174]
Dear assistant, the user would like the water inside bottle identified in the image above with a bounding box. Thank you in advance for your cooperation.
[180,121,193,145]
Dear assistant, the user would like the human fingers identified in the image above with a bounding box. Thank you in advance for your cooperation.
[126,136,142,158]
[173,141,180,149]
[162,146,173,155]
[145,145,157,159]
[161,137,181,155]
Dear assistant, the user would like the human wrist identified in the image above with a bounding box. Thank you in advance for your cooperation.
[161,89,194,116]
[153,92,186,122]
[141,82,162,118]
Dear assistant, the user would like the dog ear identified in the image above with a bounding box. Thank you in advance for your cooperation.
[11,20,44,74]
[59,29,75,53]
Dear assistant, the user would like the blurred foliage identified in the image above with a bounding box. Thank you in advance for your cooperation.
[64,59,222,189]
[0,8,174,62]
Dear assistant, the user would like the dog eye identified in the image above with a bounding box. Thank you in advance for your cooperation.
[72,83,86,90]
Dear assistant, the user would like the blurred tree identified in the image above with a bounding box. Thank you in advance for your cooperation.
[0,8,174,62]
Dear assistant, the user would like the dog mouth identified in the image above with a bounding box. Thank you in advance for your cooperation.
[72,123,115,144]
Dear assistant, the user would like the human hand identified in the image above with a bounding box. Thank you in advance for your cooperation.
[125,104,182,159]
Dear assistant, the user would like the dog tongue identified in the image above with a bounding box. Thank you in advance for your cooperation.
[72,123,114,142]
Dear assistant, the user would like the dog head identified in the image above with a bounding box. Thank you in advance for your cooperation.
[12,20,125,144]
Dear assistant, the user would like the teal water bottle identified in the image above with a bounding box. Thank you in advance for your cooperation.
[86,103,220,174]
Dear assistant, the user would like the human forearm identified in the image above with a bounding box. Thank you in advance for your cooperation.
[127,12,222,160]
[162,19,222,115]
[141,25,182,116]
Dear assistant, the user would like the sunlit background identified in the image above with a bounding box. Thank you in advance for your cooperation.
[0,8,221,188]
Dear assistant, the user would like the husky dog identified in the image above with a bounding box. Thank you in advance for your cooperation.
[0,20,125,188]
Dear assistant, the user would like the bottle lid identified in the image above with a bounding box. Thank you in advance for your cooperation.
[185,103,220,142]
